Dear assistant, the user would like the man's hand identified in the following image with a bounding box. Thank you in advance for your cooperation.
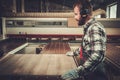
[61,69,80,80]
[66,48,80,56]
[66,51,74,56]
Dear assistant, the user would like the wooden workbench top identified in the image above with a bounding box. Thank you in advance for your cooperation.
[0,54,76,76]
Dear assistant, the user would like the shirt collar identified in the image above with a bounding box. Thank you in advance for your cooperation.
[83,18,96,29]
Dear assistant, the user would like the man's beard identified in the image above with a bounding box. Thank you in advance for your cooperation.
[78,15,88,26]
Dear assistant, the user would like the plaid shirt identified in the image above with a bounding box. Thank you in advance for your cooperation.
[77,18,107,75]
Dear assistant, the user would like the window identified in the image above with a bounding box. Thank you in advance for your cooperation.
[106,2,117,18]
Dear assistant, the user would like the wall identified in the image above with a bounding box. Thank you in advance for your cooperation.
[6,27,83,35]
[68,18,78,27]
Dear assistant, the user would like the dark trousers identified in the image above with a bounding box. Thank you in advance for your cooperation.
[84,62,108,80]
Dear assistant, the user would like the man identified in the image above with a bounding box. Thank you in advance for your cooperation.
[61,0,107,80]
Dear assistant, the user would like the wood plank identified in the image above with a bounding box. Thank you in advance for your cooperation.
[0,54,76,76]
[42,42,70,54]
[106,43,120,69]
[0,39,26,54]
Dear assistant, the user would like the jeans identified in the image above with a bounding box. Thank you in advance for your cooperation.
[84,62,108,80]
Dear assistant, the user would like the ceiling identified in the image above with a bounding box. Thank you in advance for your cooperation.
[56,0,117,10]
[0,0,117,13]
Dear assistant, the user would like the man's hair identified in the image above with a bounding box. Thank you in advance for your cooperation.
[73,0,92,15]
